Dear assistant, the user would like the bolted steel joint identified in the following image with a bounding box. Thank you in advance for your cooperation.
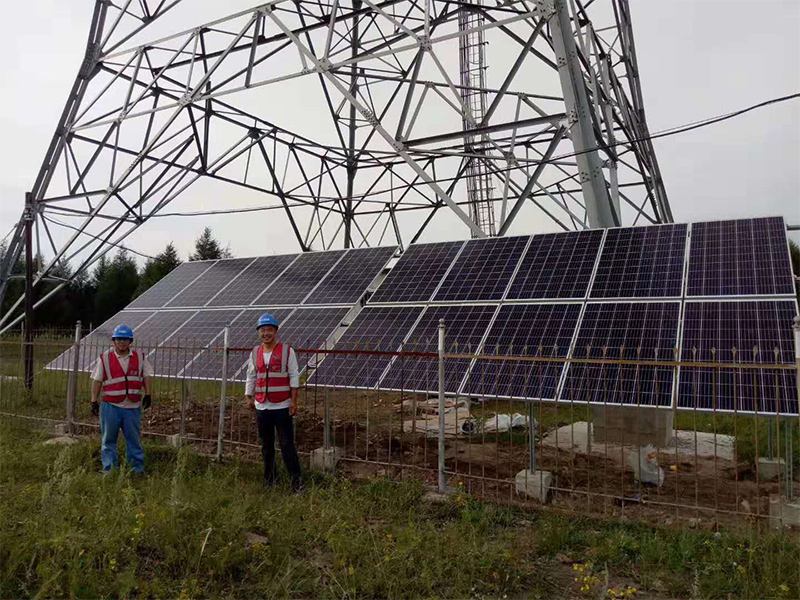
[391,139,405,152]
[179,92,194,106]
[317,58,332,72]
[418,35,432,52]
[532,0,556,18]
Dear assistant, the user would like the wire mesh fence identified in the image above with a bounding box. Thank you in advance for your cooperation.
[1,324,798,532]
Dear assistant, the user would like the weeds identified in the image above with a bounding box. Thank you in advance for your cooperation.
[1,420,798,599]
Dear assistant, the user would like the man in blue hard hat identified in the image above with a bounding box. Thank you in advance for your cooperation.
[90,324,153,475]
[244,313,303,491]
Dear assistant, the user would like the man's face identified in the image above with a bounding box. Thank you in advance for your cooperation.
[113,338,132,354]
[258,325,278,345]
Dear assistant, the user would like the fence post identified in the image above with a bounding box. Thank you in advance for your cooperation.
[180,378,187,443]
[216,325,230,460]
[438,318,446,494]
[528,400,536,472]
[790,316,800,499]
[323,385,330,450]
[65,320,81,435]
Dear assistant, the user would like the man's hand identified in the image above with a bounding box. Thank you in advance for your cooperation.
[91,401,100,417]
[244,396,254,410]
[289,398,298,416]
[142,394,152,410]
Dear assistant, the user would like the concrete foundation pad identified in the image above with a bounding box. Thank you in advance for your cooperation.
[758,458,786,482]
[592,406,673,447]
[515,469,552,503]
[53,423,69,436]
[310,447,343,472]
[769,495,800,529]
[44,436,78,446]
[167,434,184,448]
[541,422,735,462]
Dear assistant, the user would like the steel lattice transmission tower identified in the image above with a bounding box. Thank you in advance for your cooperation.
[1,0,671,332]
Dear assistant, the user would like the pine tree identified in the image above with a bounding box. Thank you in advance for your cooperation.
[94,248,139,323]
[189,227,233,261]
[136,242,182,297]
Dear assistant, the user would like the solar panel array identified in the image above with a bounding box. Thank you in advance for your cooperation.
[46,217,797,414]
[48,246,396,380]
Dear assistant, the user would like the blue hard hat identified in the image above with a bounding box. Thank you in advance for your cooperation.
[111,324,134,339]
[256,313,279,330]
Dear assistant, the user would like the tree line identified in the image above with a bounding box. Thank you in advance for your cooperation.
[0,227,232,330]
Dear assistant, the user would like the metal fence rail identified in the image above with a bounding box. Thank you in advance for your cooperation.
[1,322,798,532]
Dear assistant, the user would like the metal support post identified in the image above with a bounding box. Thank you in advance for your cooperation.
[180,378,187,442]
[791,316,800,499]
[23,192,34,390]
[528,401,536,472]
[216,325,230,460]
[323,385,331,450]
[65,320,82,435]
[438,318,446,493]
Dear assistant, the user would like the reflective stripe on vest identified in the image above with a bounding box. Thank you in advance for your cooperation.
[101,350,144,403]
[252,343,292,403]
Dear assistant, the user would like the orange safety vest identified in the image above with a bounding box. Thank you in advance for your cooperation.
[100,350,144,403]
[252,343,292,404]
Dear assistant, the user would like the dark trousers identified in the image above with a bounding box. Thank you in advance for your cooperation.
[256,408,302,482]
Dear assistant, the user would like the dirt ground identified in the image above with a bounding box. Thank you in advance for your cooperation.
[76,386,797,532]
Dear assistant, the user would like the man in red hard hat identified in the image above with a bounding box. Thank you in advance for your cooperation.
[90,324,153,475]
[244,313,303,491]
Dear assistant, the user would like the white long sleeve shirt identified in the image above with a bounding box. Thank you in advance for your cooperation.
[245,345,300,411]
[91,348,154,409]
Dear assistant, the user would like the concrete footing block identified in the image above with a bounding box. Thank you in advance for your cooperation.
[310,447,343,472]
[53,423,69,436]
[758,457,786,482]
[515,469,552,503]
[769,495,800,529]
[167,434,184,448]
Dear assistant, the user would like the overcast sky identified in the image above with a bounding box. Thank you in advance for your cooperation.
[1,0,798,263]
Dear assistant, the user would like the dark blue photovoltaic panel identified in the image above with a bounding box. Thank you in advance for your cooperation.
[186,308,294,380]
[308,306,424,388]
[305,246,397,305]
[433,236,529,301]
[508,230,603,300]
[687,217,794,297]
[380,305,498,393]
[208,254,299,307]
[128,261,215,308]
[370,241,464,303]
[152,309,242,377]
[677,301,798,415]
[463,304,581,400]
[590,224,687,298]
[46,310,156,372]
[560,302,680,407]
[167,259,255,307]
[253,250,347,305]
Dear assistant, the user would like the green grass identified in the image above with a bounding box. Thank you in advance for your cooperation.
[2,420,799,599]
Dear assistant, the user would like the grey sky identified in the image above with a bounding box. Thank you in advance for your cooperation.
[1,0,798,264]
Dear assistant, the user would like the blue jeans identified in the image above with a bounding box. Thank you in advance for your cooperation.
[100,402,144,472]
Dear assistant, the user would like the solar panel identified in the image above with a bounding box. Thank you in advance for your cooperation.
[46,310,156,371]
[308,306,424,388]
[687,217,794,297]
[560,302,680,407]
[166,258,255,307]
[127,261,215,309]
[253,250,347,306]
[304,246,396,305]
[379,305,498,393]
[462,304,582,400]
[677,300,798,415]
[184,308,295,380]
[132,310,197,349]
[153,309,242,377]
[507,230,603,300]
[207,254,298,307]
[369,241,464,303]
[433,236,529,302]
[590,224,687,298]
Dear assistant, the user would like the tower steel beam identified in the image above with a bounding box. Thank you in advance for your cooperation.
[1,0,671,330]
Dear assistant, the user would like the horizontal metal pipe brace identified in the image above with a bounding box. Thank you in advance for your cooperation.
[404,113,566,146]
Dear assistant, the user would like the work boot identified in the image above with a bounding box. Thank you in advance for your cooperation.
[291,477,305,494]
